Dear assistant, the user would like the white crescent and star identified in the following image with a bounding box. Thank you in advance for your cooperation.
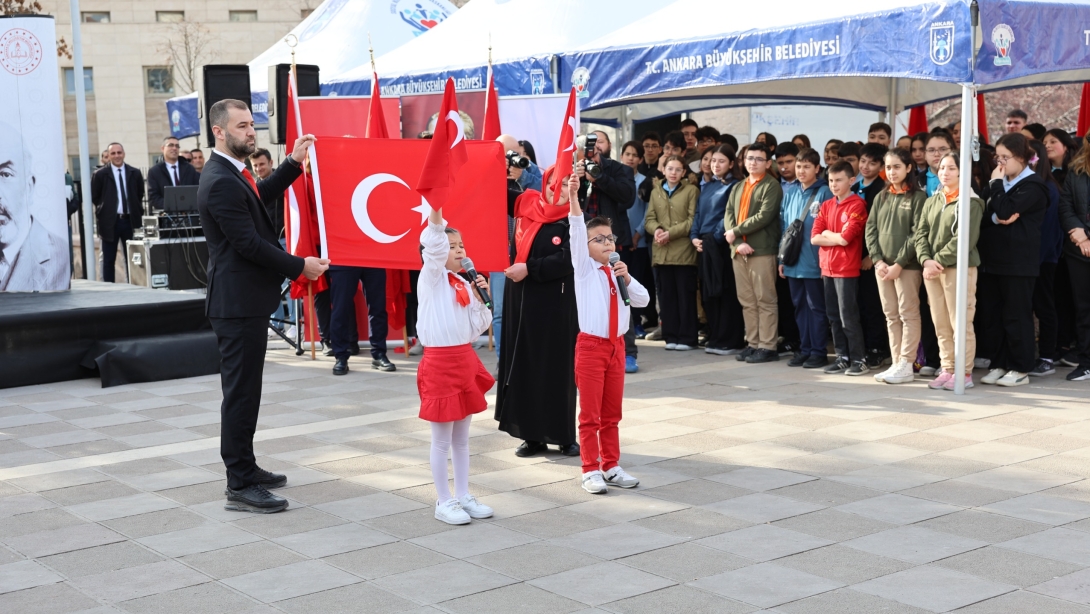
[351,173,432,244]
[447,110,465,149]
[561,116,577,153]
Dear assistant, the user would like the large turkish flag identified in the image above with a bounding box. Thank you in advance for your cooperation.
[312,138,508,271]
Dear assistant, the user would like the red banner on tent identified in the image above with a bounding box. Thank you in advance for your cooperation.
[312,138,508,271]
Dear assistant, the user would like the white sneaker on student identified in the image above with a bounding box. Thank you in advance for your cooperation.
[981,368,1006,385]
[434,498,471,525]
[873,363,896,382]
[996,370,1029,387]
[582,471,608,494]
[883,360,916,384]
[408,340,423,356]
[457,494,493,519]
[604,466,640,488]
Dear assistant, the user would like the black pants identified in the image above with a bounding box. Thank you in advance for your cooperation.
[974,271,1001,362]
[981,272,1037,373]
[1056,255,1078,352]
[1068,257,1090,369]
[210,316,268,490]
[623,247,657,326]
[655,265,698,346]
[101,217,133,283]
[701,252,746,352]
[857,267,887,355]
[824,276,865,362]
[314,285,331,343]
[919,284,941,368]
[329,266,388,360]
[1034,262,1058,361]
[776,274,800,350]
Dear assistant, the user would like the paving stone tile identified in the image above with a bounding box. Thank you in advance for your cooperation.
[324,541,452,580]
[529,561,673,607]
[689,562,844,609]
[0,546,21,564]
[706,442,810,467]
[1019,455,1090,480]
[222,560,363,603]
[775,588,930,614]
[39,541,164,579]
[350,466,437,491]
[276,479,378,505]
[116,581,263,614]
[829,465,944,491]
[981,494,1090,526]
[440,582,588,614]
[67,493,180,522]
[464,543,599,582]
[313,492,426,522]
[72,560,208,603]
[375,559,517,605]
[955,590,1090,613]
[821,442,928,465]
[21,430,107,450]
[835,493,960,525]
[0,560,62,594]
[6,523,125,558]
[853,565,1016,612]
[155,482,227,506]
[941,442,1051,465]
[999,528,1090,566]
[121,468,222,492]
[893,454,1002,479]
[1000,432,1090,453]
[495,507,616,539]
[566,492,689,522]
[772,508,896,542]
[0,508,85,539]
[275,582,418,614]
[926,421,1030,442]
[639,479,750,506]
[934,545,1083,589]
[472,491,557,520]
[953,466,1079,495]
[644,454,744,478]
[706,468,816,492]
[767,479,881,507]
[274,523,398,558]
[899,481,1020,507]
[98,458,189,478]
[844,526,988,564]
[775,544,911,585]
[178,541,306,580]
[0,493,56,518]
[1030,567,1090,606]
[232,506,346,539]
[40,481,140,507]
[771,432,861,454]
[917,509,1050,544]
[698,523,831,562]
[603,584,755,614]
[137,523,261,557]
[551,523,685,560]
[0,581,101,613]
[704,493,825,524]
[358,507,457,539]
[633,506,752,540]
[101,508,210,539]
[10,469,111,494]
[617,542,750,583]
[772,454,872,477]
[515,480,611,506]
[468,465,571,492]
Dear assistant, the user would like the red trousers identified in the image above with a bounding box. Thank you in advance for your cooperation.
[574,332,625,473]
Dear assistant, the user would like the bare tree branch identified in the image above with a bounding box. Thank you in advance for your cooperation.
[157,20,216,95]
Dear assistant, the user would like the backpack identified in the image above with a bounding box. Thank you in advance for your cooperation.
[778,190,821,266]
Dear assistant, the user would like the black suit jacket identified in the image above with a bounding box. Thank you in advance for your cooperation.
[198,152,306,318]
[577,156,636,248]
[90,163,145,241]
[147,158,201,210]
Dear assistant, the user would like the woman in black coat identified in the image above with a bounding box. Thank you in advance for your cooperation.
[1059,134,1090,381]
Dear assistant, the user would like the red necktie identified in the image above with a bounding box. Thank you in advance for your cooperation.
[448,273,470,307]
[600,266,618,338]
[241,168,260,198]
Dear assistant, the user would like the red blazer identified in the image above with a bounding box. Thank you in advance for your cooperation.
[812,193,868,278]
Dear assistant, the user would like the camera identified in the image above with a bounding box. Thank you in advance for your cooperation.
[505,150,530,169]
[583,133,602,179]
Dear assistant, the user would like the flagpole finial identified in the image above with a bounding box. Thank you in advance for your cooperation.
[285,33,298,65]
[368,32,376,73]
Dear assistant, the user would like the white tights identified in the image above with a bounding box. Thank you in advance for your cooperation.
[430,416,471,503]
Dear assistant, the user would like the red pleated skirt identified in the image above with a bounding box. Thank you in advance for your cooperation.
[417,344,495,422]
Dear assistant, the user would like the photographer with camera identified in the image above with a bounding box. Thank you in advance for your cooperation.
[499,134,542,192]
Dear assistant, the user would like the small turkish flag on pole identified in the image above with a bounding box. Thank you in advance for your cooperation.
[366,72,389,139]
[415,78,469,212]
[482,68,501,141]
[550,87,578,198]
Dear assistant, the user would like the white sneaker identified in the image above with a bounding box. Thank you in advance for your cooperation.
[919,365,937,377]
[974,357,992,370]
[996,370,1029,387]
[268,328,279,339]
[408,340,423,356]
[673,344,694,351]
[873,363,896,382]
[434,498,471,525]
[582,471,608,494]
[981,368,1006,385]
[664,343,678,351]
[883,360,915,384]
[604,466,640,488]
[457,494,493,519]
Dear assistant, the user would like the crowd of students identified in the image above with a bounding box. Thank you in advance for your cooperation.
[620,110,1090,389]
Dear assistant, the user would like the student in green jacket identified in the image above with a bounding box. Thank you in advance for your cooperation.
[646,156,700,350]
[914,153,985,391]
[866,148,928,385]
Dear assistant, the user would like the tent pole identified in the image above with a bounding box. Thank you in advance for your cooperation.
[71,0,96,281]
[888,77,899,133]
[953,85,973,395]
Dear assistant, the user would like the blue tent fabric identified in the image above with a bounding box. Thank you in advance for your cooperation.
[975,0,1090,88]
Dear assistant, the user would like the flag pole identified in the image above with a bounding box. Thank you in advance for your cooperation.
[288,38,317,361]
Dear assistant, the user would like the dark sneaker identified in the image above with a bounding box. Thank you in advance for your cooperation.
[225,484,288,514]
[515,440,548,457]
[824,357,850,374]
[1066,366,1090,381]
[803,355,829,369]
[736,347,756,362]
[1061,350,1079,367]
[777,341,798,356]
[254,468,287,489]
[1029,359,1056,377]
[846,360,871,376]
[746,348,779,363]
[865,350,890,368]
[372,356,396,372]
[787,352,807,367]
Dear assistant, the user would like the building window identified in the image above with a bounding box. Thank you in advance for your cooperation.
[63,67,94,96]
[81,12,110,23]
[156,11,185,23]
[301,8,314,18]
[70,155,99,182]
[228,10,258,22]
[145,67,173,95]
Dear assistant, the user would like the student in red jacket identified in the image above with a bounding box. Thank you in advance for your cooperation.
[812,161,870,376]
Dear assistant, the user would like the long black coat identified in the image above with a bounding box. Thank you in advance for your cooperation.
[495,219,579,446]
[90,163,145,241]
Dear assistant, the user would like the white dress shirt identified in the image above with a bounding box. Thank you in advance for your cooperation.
[213,148,247,172]
[416,221,493,347]
[569,215,650,339]
[113,164,126,214]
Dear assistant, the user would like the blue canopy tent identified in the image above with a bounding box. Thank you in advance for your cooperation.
[552,0,1090,393]
[165,0,458,138]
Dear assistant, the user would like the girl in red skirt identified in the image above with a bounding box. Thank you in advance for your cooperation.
[418,207,496,525]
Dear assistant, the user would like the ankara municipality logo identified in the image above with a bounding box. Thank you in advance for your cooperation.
[571,67,590,99]
[530,69,546,95]
[992,23,1015,66]
[0,28,43,75]
[929,21,954,65]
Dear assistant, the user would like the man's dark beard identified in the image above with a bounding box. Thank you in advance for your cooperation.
[226,132,255,159]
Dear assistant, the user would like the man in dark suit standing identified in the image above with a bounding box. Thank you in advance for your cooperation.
[147,136,200,210]
[90,142,144,282]
[199,98,327,513]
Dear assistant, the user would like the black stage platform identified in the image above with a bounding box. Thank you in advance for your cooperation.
[0,280,217,389]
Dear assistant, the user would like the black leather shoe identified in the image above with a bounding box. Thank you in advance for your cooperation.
[254,467,287,489]
[372,356,396,372]
[322,341,334,357]
[225,484,288,513]
[515,440,547,457]
[333,357,349,375]
[558,443,580,457]
[350,342,362,356]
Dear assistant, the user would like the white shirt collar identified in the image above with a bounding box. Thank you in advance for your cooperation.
[213,148,247,173]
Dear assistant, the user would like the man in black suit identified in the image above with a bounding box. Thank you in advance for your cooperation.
[90,143,144,282]
[147,136,200,210]
[198,98,327,514]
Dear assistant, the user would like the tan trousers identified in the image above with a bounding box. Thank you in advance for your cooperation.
[876,268,923,364]
[923,266,977,375]
[732,254,778,350]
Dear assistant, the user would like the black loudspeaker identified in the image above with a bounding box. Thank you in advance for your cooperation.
[268,64,320,145]
[198,65,252,148]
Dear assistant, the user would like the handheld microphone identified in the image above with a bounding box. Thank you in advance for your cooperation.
[459,258,492,309]
[607,252,631,306]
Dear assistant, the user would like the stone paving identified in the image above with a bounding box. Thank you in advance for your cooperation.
[2,341,1090,613]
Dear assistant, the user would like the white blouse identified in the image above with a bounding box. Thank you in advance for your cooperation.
[569,215,650,339]
[416,221,493,347]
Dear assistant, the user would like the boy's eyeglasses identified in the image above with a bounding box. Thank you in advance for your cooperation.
[588,234,618,245]
[745,156,767,163]
[926,147,951,154]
